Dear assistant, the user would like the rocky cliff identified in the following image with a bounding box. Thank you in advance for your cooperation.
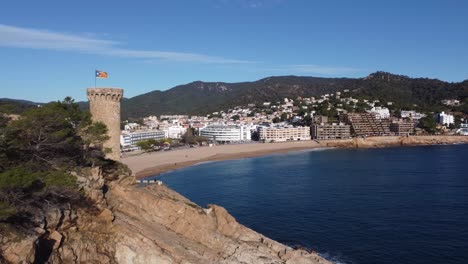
[1,165,331,264]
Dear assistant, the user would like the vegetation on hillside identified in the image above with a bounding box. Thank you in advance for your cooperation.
[0,97,113,232]
[0,98,39,115]
[117,72,467,118]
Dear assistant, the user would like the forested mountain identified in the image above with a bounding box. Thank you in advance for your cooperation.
[120,72,467,118]
[121,76,357,119]
[0,98,41,114]
[3,72,468,118]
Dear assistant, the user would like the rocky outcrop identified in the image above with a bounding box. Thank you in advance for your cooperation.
[322,136,468,149]
[107,184,330,264]
[1,165,331,264]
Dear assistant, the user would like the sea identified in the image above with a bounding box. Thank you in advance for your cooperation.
[151,144,468,264]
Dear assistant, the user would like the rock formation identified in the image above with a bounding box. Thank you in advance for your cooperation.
[1,164,331,264]
[322,135,468,149]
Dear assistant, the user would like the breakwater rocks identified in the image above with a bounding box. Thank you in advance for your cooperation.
[1,166,331,264]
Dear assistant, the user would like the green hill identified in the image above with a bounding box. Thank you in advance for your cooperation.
[120,72,467,118]
[4,72,468,118]
[0,98,41,114]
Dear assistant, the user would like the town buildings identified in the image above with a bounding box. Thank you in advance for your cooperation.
[163,124,187,139]
[401,111,426,120]
[368,106,390,119]
[438,112,454,126]
[118,87,465,152]
[341,113,391,137]
[120,130,165,148]
[257,126,310,142]
[441,99,460,106]
[389,121,415,136]
[457,123,468,136]
[200,125,251,143]
[311,123,351,140]
[313,115,328,124]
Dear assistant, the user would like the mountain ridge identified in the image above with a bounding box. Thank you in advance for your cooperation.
[2,71,467,118]
[119,71,467,118]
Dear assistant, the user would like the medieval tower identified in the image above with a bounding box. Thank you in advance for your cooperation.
[87,88,123,161]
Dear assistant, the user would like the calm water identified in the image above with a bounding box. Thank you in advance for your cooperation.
[154,145,468,264]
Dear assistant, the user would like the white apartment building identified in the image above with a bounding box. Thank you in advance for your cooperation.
[257,126,310,142]
[438,112,454,126]
[124,122,141,131]
[200,125,251,142]
[441,99,460,106]
[120,130,165,147]
[457,123,468,136]
[163,125,187,139]
[401,110,426,120]
[368,107,390,119]
[160,115,189,120]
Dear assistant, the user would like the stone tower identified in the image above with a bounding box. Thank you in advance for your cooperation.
[87,88,123,161]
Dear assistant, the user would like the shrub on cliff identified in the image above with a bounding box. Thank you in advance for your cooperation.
[0,97,110,172]
[0,168,79,223]
[0,97,110,226]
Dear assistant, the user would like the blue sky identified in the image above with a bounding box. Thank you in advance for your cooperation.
[1,0,467,102]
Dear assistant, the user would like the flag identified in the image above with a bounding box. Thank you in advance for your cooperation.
[95,70,108,79]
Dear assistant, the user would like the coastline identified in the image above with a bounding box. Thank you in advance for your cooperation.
[121,136,468,179]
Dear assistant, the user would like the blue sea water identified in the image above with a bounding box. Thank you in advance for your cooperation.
[154,145,468,264]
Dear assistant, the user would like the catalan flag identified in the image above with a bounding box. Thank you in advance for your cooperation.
[95,70,108,79]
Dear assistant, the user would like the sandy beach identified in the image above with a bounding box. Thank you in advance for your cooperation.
[121,136,468,179]
[123,140,324,179]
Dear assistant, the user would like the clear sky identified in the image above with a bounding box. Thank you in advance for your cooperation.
[1,0,467,102]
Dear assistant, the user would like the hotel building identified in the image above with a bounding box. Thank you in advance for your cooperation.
[120,130,165,148]
[438,112,454,126]
[200,125,251,142]
[257,126,310,142]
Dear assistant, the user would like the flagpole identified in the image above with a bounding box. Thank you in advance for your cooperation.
[94,69,96,88]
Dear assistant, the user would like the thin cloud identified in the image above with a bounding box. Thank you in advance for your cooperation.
[101,48,252,63]
[0,24,253,64]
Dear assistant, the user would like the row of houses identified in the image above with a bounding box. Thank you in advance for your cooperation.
[199,125,311,143]
[121,112,420,150]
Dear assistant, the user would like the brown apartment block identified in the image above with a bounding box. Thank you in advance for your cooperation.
[389,121,415,136]
[87,88,123,161]
[311,123,351,139]
[340,113,391,137]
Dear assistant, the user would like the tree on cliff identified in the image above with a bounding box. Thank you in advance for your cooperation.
[0,98,111,225]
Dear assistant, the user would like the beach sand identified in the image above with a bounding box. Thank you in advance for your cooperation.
[122,136,468,179]
[123,141,324,179]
